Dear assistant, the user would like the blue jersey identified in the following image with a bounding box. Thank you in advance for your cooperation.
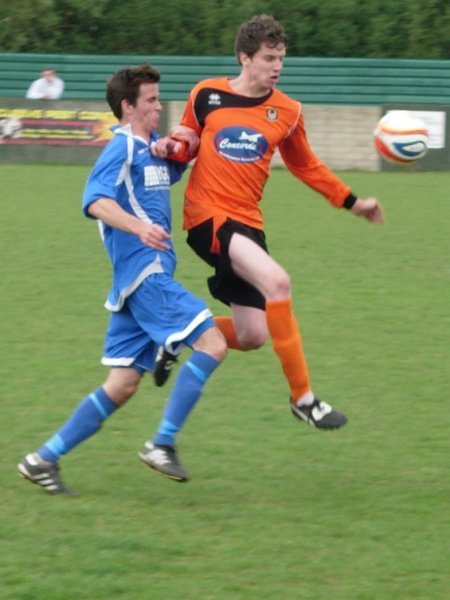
[82,124,187,311]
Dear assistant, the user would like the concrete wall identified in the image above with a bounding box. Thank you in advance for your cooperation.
[300,105,381,171]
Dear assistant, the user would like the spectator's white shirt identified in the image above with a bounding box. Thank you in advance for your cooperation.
[26,76,64,100]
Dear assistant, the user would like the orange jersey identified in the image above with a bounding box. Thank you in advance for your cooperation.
[180,78,352,232]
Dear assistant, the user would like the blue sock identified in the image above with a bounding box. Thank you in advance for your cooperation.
[153,351,220,447]
[37,387,118,462]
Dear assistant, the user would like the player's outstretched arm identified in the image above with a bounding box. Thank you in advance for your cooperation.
[351,197,385,224]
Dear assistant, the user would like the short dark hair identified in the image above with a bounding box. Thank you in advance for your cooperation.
[234,15,287,63]
[106,64,161,119]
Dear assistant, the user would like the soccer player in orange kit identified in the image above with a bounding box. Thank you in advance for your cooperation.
[154,14,384,429]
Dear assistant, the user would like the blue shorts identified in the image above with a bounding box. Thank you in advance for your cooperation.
[101,272,214,372]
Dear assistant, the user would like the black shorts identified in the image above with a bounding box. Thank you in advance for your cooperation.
[187,218,268,310]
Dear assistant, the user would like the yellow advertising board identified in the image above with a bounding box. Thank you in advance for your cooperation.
[0,107,116,146]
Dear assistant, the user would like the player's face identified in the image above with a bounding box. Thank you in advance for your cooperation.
[241,43,286,94]
[125,82,162,138]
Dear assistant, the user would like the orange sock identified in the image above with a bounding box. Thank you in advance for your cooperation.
[214,316,246,351]
[265,299,311,400]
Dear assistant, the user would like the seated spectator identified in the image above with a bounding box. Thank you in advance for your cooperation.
[26,68,64,100]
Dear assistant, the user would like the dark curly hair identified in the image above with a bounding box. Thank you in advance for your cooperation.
[234,15,288,64]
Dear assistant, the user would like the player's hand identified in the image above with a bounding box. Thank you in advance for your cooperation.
[170,125,199,155]
[137,222,171,250]
[150,137,182,158]
[351,197,385,224]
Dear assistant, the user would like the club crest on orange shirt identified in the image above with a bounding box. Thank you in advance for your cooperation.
[266,107,278,121]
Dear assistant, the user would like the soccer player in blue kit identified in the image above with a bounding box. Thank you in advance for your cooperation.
[18,64,227,494]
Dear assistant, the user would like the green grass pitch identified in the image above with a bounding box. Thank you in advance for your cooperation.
[0,163,448,599]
